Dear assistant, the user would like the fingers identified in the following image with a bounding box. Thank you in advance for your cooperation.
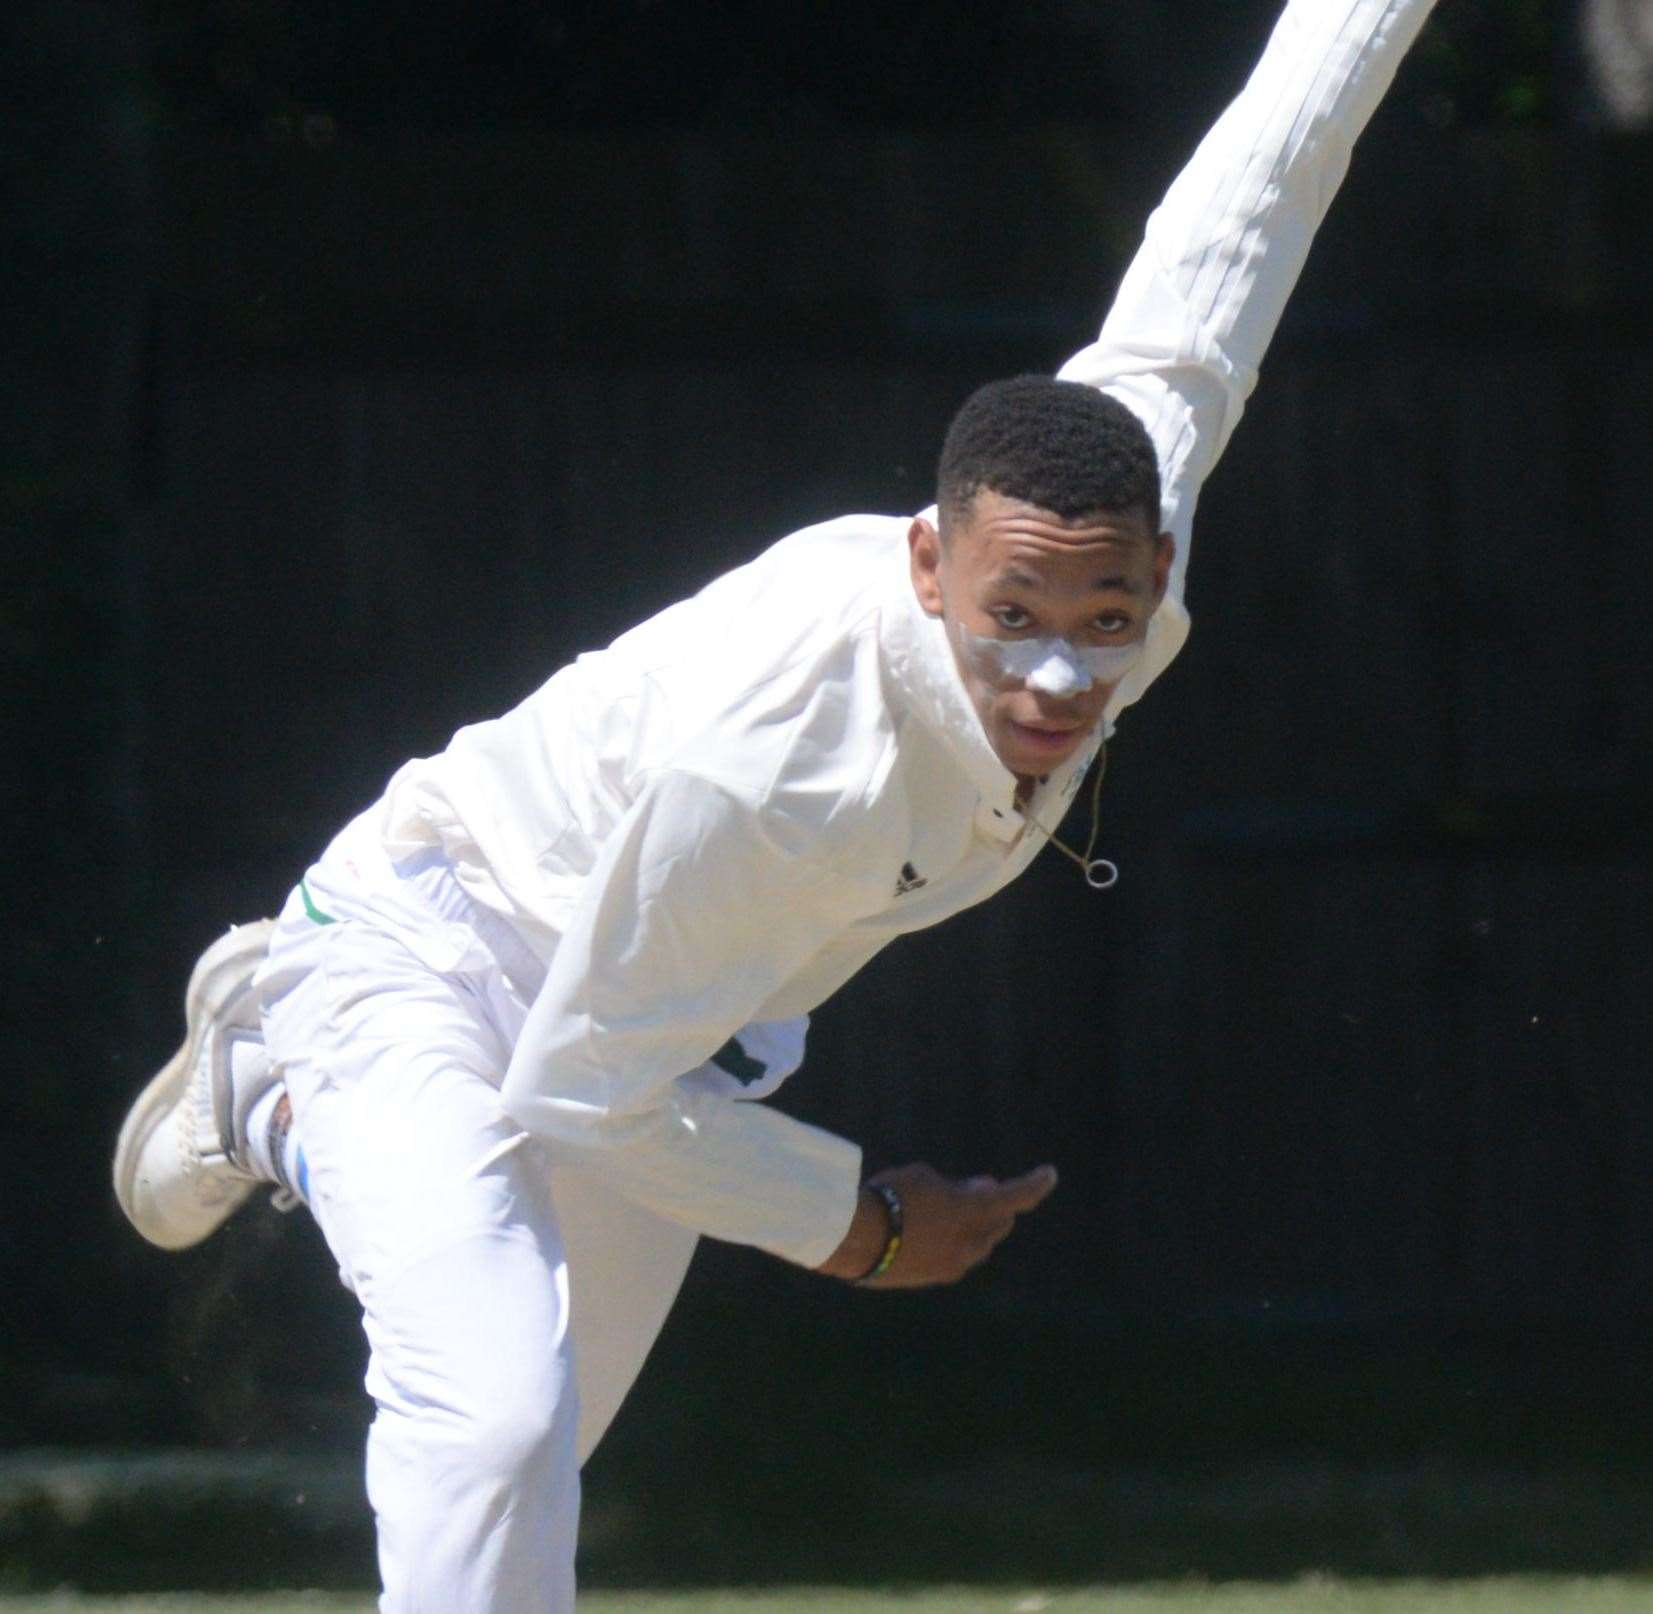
[960,1164,1059,1262]
[972,1163,1059,1214]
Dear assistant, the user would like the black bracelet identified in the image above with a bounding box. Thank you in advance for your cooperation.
[850,1181,904,1284]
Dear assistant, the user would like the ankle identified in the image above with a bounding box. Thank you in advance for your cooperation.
[242,1087,289,1185]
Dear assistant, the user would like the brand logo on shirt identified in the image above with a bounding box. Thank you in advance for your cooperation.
[893,862,928,898]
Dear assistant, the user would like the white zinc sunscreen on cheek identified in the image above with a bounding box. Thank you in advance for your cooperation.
[962,631,1144,694]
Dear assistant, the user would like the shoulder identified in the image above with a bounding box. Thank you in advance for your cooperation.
[661,516,916,875]
[630,512,913,823]
[669,634,908,873]
[627,512,912,657]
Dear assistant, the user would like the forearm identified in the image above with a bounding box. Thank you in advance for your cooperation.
[1143,0,1434,378]
[1062,0,1439,547]
[814,1182,893,1280]
[525,1083,864,1267]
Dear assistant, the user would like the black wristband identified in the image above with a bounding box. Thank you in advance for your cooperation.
[850,1181,904,1284]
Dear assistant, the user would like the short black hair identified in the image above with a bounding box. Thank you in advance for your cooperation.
[936,375,1161,533]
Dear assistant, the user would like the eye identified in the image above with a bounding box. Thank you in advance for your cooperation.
[991,605,1033,630]
[1091,612,1133,636]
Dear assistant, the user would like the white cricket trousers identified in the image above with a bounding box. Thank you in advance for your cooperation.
[257,821,699,1613]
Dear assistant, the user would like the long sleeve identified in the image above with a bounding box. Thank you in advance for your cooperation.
[1063,0,1438,712]
[499,767,870,1267]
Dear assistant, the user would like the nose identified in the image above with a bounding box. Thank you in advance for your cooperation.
[1023,643,1092,697]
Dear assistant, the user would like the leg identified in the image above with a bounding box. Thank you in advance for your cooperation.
[262,911,580,1613]
[356,1141,579,1611]
[117,909,701,1473]
[549,1160,698,1465]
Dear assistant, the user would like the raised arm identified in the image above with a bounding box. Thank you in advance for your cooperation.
[1062,0,1440,720]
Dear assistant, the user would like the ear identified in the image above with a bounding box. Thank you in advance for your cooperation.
[1150,532,1175,606]
[907,515,946,618]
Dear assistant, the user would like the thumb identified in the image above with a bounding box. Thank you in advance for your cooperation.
[989,1163,1059,1214]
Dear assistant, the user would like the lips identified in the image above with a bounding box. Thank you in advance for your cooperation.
[1006,719,1085,753]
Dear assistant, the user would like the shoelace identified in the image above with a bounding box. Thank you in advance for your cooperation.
[1015,740,1119,890]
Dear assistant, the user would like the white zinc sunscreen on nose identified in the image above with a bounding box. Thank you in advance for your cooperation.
[962,631,1143,694]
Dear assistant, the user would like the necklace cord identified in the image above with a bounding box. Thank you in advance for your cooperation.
[1016,741,1117,890]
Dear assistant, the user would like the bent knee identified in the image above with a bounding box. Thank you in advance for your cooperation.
[374,1350,580,1493]
[363,1232,578,1487]
[461,1368,580,1486]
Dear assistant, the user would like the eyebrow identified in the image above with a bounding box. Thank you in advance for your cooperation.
[993,567,1143,595]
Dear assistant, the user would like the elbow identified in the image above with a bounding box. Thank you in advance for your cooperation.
[497,1065,634,1152]
[498,1058,567,1140]
[498,1073,542,1139]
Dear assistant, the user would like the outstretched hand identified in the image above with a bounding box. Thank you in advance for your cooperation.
[815,1161,1058,1288]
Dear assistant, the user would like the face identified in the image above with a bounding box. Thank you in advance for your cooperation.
[908,489,1173,780]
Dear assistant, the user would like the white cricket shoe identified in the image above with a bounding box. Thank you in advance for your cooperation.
[113,918,282,1249]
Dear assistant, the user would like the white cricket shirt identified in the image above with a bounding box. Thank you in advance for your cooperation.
[373,515,1160,1267]
[364,0,1436,1267]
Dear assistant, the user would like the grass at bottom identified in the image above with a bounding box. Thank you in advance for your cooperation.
[7,1580,1653,1612]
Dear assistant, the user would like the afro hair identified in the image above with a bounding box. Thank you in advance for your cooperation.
[937,375,1161,533]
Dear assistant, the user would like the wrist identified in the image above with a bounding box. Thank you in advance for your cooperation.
[814,1182,899,1281]
[848,1181,903,1285]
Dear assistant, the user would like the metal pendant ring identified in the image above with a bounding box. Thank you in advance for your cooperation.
[1084,859,1120,891]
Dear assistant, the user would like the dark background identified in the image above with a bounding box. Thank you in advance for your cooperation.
[4,0,1653,1590]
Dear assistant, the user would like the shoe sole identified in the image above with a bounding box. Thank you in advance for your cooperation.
[112,918,278,1248]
